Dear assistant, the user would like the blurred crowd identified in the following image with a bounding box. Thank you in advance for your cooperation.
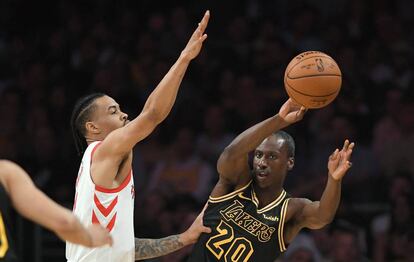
[0,0,413,261]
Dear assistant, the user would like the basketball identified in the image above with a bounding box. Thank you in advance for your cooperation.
[284,51,342,109]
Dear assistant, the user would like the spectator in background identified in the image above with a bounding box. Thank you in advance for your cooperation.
[148,127,214,202]
[328,221,369,262]
[372,173,414,262]
[196,105,235,166]
[283,233,323,262]
[1,0,413,260]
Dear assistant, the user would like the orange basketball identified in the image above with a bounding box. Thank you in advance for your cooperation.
[284,51,342,109]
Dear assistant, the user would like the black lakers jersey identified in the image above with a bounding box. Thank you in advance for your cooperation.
[188,181,290,262]
[0,183,18,261]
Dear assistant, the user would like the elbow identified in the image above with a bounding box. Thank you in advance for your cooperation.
[144,106,164,125]
[318,216,334,228]
[219,145,237,161]
[217,146,235,172]
[307,214,335,230]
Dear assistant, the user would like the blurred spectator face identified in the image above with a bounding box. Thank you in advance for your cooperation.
[389,175,412,201]
[34,126,57,162]
[331,231,359,262]
[0,91,21,134]
[392,195,412,227]
[398,102,414,134]
[0,136,17,159]
[288,248,314,262]
[227,17,248,43]
[311,228,331,256]
[144,192,166,219]
[204,105,224,135]
[405,233,414,261]
[330,116,355,144]
[49,86,67,112]
[26,63,47,89]
[389,231,408,259]
[385,89,402,118]
[174,128,195,158]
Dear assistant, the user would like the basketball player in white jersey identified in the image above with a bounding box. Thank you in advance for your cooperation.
[0,160,112,261]
[66,11,211,262]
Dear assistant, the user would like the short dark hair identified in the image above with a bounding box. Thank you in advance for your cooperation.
[70,93,106,155]
[273,130,295,158]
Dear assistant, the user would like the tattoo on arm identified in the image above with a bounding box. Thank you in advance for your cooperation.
[134,235,183,260]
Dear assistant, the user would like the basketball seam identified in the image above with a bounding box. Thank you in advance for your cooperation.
[285,80,339,97]
[287,74,342,80]
[286,56,341,78]
[287,55,333,73]
[284,82,302,105]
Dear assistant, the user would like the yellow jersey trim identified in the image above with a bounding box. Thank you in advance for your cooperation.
[208,180,252,203]
[252,189,286,214]
[278,198,290,252]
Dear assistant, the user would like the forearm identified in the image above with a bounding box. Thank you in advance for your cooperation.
[224,114,288,156]
[134,234,186,260]
[11,176,93,246]
[142,55,190,123]
[317,176,342,223]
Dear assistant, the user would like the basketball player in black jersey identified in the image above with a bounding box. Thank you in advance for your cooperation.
[0,160,113,261]
[188,98,355,262]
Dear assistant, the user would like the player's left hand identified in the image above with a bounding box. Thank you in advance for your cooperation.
[180,204,211,245]
[180,10,210,62]
[328,139,355,180]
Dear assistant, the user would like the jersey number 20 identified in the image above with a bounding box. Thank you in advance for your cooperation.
[206,220,253,261]
[0,212,9,258]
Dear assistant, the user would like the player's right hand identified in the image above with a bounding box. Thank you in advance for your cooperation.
[181,204,211,245]
[278,98,307,124]
[87,224,113,247]
[180,10,210,62]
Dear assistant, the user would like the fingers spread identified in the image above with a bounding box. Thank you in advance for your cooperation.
[342,139,349,151]
[330,148,339,160]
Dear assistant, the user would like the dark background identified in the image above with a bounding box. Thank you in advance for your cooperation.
[0,0,413,261]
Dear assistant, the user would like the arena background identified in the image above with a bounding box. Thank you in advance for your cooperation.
[0,0,413,261]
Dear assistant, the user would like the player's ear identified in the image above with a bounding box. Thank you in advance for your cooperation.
[85,121,100,134]
[287,157,294,171]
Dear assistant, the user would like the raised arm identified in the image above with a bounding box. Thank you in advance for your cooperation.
[99,11,210,159]
[213,99,306,196]
[134,205,210,260]
[0,160,112,247]
[285,140,355,242]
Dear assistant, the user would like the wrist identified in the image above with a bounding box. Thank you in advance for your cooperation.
[178,52,192,64]
[274,114,290,129]
[328,173,342,182]
[178,231,193,246]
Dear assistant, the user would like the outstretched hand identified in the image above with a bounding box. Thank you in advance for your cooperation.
[278,98,307,124]
[328,140,355,181]
[180,10,210,61]
[181,204,211,245]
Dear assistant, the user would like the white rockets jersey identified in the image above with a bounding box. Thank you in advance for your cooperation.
[66,141,135,262]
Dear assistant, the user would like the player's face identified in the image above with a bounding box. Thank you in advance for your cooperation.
[90,95,129,137]
[253,136,292,188]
